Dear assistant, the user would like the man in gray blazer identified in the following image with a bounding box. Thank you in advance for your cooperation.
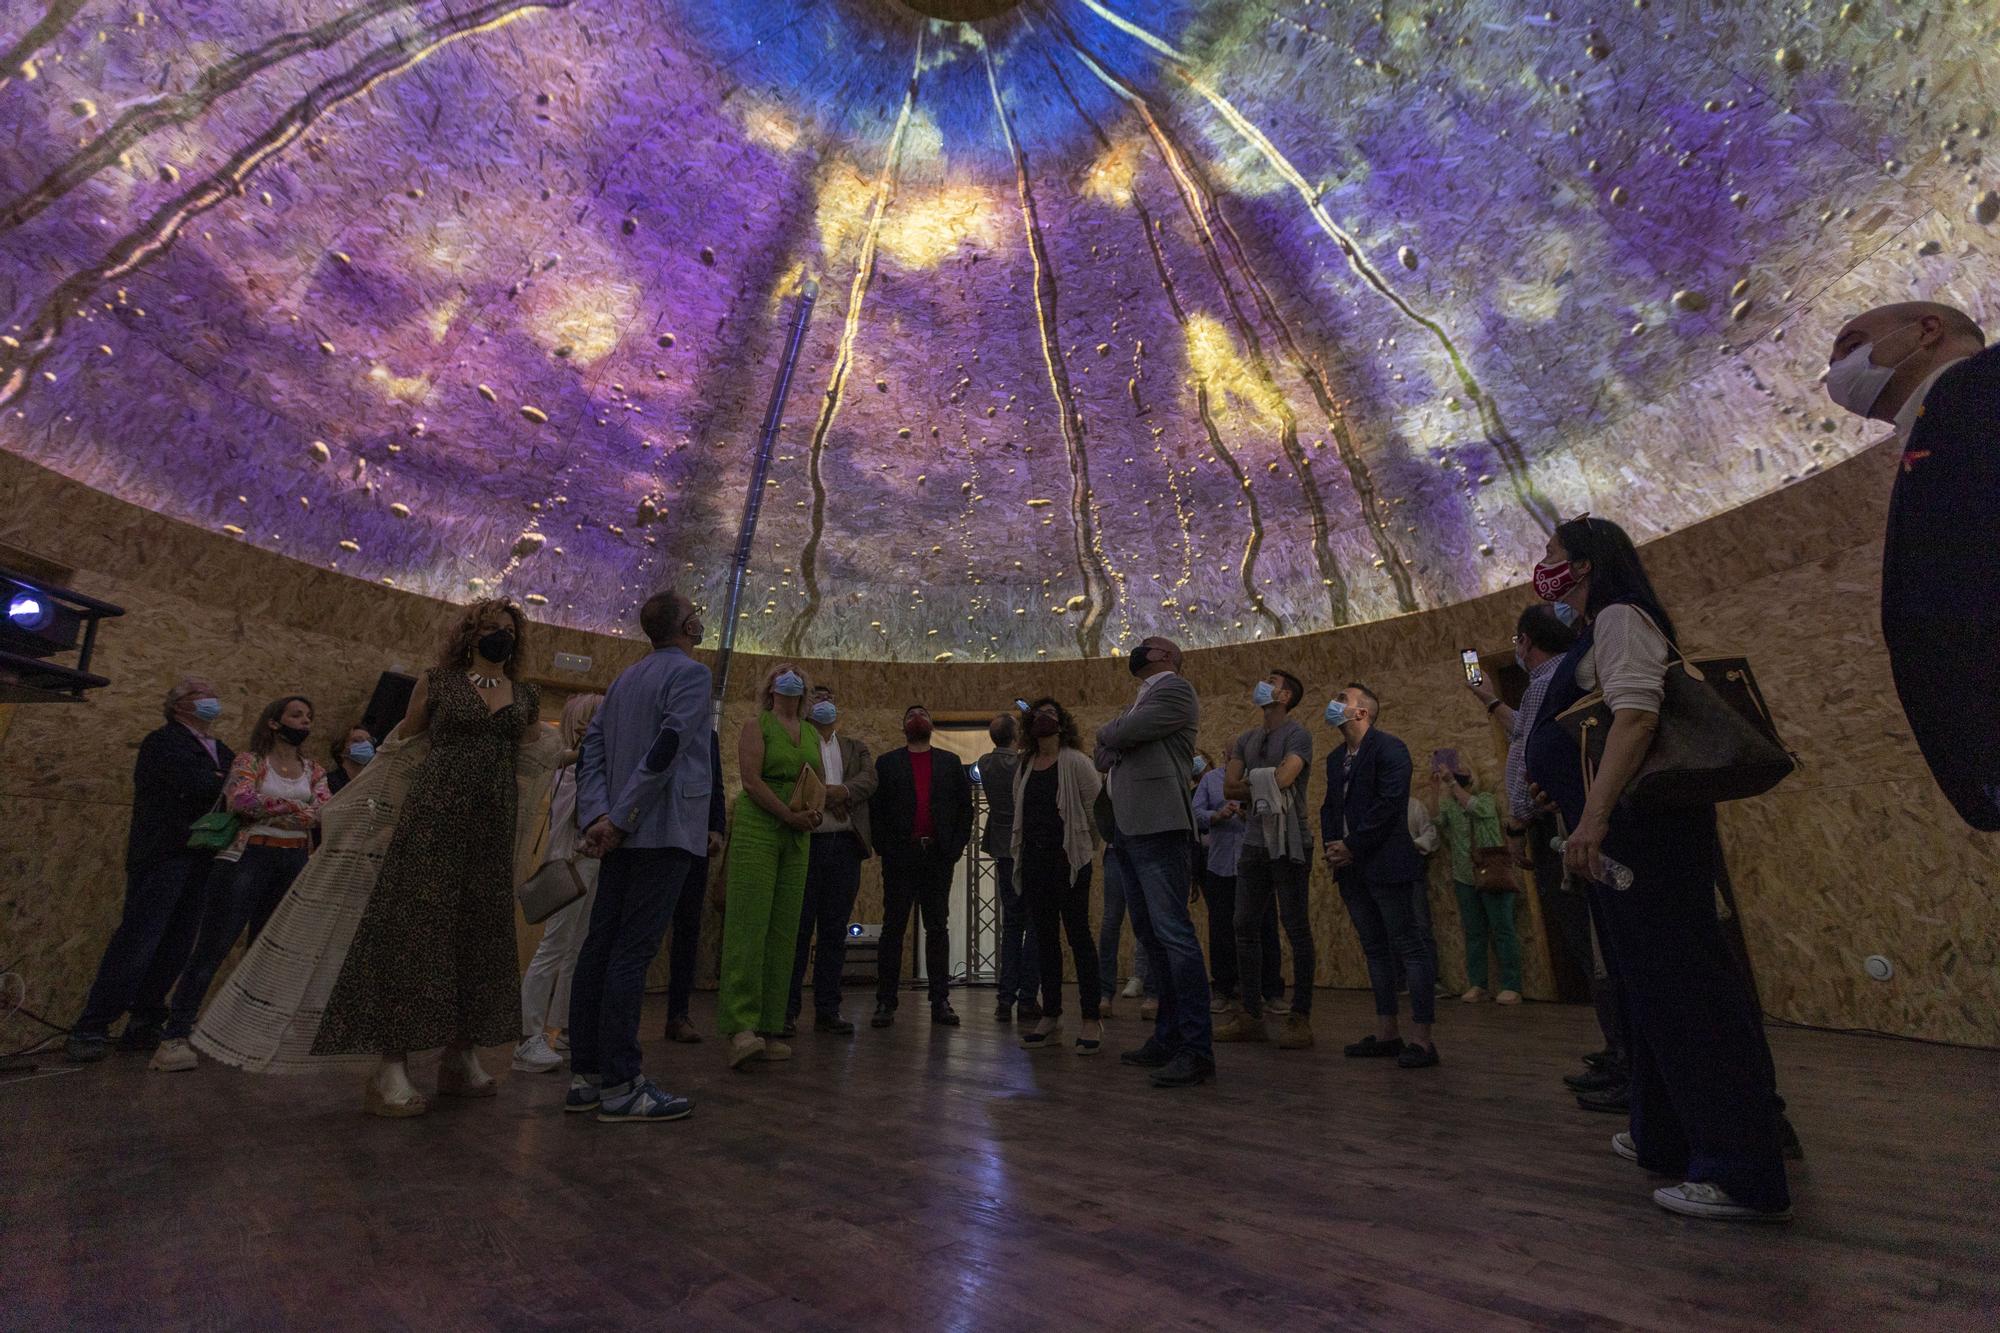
[1095,635,1213,1087]
[785,683,879,1036]
[572,589,712,1124]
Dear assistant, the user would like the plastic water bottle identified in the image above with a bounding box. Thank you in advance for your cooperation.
[1550,836,1635,891]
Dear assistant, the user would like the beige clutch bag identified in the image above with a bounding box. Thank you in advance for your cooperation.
[517,857,587,925]
[790,764,826,814]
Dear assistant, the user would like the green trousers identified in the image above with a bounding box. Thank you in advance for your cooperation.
[718,800,809,1036]
[1453,879,1523,993]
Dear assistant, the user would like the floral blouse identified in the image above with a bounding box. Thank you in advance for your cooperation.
[220,751,332,856]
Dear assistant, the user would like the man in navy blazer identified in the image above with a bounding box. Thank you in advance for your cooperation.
[570,589,713,1123]
[1320,682,1439,1068]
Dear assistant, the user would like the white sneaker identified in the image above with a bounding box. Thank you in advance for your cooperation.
[1612,1131,1639,1163]
[1495,990,1523,1006]
[149,1038,197,1072]
[728,1031,767,1070]
[1121,977,1143,999]
[1210,996,1237,1015]
[1652,1181,1791,1222]
[551,1032,570,1054]
[1460,986,1490,1003]
[512,1034,563,1073]
[1265,995,1292,1016]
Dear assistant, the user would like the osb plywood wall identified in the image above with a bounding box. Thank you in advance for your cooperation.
[3,443,1994,1045]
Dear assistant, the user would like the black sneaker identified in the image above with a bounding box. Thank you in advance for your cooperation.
[1017,1000,1044,1023]
[1396,1041,1440,1069]
[1343,1034,1406,1058]
[1149,1051,1216,1088]
[116,1024,162,1054]
[1119,1039,1171,1068]
[1576,1083,1631,1113]
[931,1002,961,1027]
[1564,1065,1625,1093]
[870,1002,895,1029]
[994,1000,1014,1022]
[64,1032,111,1063]
[815,1014,855,1035]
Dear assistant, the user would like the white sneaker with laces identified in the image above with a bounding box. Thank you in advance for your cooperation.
[1653,1181,1790,1222]
[149,1038,197,1072]
[1265,996,1292,1016]
[512,1033,563,1072]
[1120,977,1143,999]
[1612,1131,1639,1162]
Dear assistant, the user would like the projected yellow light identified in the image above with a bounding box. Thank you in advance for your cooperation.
[528,280,638,365]
[1082,136,1143,208]
[1185,314,1283,422]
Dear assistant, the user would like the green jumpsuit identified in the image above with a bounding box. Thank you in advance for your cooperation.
[718,710,823,1036]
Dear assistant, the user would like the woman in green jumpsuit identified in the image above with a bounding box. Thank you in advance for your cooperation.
[719,663,822,1068]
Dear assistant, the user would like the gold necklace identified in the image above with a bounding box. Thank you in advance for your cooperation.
[468,670,503,690]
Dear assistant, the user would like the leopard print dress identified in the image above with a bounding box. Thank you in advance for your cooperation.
[313,669,539,1055]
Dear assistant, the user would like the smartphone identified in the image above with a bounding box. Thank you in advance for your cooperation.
[1460,649,1483,687]
[1432,748,1461,776]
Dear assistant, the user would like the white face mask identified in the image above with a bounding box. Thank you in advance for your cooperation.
[1823,321,1922,418]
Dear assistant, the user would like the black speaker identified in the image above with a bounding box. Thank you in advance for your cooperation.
[360,671,417,741]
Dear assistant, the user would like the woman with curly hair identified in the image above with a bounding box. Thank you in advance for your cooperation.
[194,600,560,1117]
[1011,697,1106,1055]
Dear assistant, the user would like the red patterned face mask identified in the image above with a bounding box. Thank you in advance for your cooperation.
[1533,559,1578,602]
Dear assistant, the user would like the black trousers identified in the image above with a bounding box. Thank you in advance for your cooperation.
[663,856,708,1026]
[877,846,955,1007]
[1235,845,1315,1016]
[1021,841,1100,1021]
[570,846,691,1088]
[1203,871,1282,1003]
[75,853,214,1038]
[164,843,309,1039]
[789,831,864,1021]
[1530,813,1623,1056]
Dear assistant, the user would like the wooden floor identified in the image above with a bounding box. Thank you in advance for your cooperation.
[5,990,1996,1332]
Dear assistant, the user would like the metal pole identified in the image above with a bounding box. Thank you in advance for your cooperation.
[712,277,819,727]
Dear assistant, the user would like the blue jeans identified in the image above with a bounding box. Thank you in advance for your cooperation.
[789,832,864,1022]
[995,856,1042,1007]
[163,843,308,1039]
[75,853,214,1037]
[1115,831,1212,1061]
[569,846,692,1088]
[1339,878,1436,1025]
[1095,851,1155,1000]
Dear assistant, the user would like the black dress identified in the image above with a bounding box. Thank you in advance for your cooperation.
[314,669,539,1054]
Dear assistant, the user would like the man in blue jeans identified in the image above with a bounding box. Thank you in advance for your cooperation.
[573,589,713,1123]
[1095,634,1212,1088]
[1321,682,1438,1069]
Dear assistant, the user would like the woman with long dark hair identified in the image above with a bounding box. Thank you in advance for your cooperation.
[1011,697,1106,1055]
[152,695,331,1072]
[1524,516,1790,1221]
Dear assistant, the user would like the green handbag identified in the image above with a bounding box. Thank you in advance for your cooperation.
[186,797,239,852]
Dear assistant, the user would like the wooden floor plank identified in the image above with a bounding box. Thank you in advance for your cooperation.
[4,990,1995,1331]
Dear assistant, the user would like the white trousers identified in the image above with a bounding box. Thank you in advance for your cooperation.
[519,858,601,1036]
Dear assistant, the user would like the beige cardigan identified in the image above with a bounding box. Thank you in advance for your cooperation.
[1009,746,1103,889]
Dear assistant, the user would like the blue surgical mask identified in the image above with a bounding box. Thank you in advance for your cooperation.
[1192,756,1208,776]
[773,671,805,697]
[1323,698,1348,727]
[1551,599,1578,627]
[810,700,837,726]
[193,697,222,721]
[347,740,375,764]
[1252,681,1277,708]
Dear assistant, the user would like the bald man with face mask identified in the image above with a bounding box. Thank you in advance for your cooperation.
[1824,300,1999,831]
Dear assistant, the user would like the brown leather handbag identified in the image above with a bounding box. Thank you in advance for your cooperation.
[1471,843,1520,893]
[1555,609,1797,810]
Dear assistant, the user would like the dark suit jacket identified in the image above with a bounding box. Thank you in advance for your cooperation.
[1882,344,2000,830]
[127,722,234,874]
[873,745,973,862]
[1318,727,1424,886]
[708,729,727,838]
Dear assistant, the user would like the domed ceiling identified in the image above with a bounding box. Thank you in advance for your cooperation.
[1,1,1995,661]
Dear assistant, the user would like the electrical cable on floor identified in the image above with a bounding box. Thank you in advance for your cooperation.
[1764,1015,1995,1053]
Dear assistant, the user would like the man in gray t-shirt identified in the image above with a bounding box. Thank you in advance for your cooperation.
[1219,669,1316,1047]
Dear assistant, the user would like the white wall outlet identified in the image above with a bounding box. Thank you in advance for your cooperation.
[553,651,592,674]
[1863,954,1894,982]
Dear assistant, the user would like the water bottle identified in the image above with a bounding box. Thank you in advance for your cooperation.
[1550,836,1634,891]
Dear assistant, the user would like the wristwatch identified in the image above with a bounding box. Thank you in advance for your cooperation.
[1485,698,1503,714]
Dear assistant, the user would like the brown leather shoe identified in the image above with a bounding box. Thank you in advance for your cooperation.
[1213,1013,1268,1043]
[1276,1013,1315,1050]
[1139,999,1159,1021]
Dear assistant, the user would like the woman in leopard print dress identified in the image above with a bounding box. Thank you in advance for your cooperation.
[314,600,542,1115]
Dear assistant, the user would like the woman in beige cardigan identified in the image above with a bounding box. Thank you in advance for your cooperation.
[1011,697,1105,1055]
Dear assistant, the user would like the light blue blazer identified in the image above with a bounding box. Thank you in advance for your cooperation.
[577,647,713,855]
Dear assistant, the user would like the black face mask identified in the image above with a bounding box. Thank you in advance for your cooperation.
[277,725,311,747]
[477,628,516,662]
[1031,713,1061,739]
[1454,773,1473,789]
[1127,644,1155,677]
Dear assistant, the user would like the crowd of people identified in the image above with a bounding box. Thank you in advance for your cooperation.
[55,297,2000,1226]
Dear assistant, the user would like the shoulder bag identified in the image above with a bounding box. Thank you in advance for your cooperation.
[1554,608,1797,810]
[517,856,587,925]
